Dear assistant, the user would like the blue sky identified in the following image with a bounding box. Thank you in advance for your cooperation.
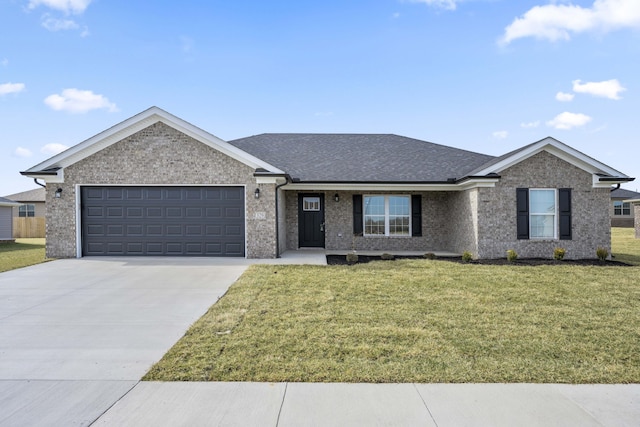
[1,0,639,195]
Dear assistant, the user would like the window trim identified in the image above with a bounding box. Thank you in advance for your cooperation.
[363,194,411,237]
[18,204,35,218]
[529,188,557,240]
[613,201,631,216]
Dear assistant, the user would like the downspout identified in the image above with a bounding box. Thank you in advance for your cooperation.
[611,183,620,192]
[34,178,46,188]
[274,177,290,258]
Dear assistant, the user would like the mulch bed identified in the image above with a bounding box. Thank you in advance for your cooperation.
[326,255,631,267]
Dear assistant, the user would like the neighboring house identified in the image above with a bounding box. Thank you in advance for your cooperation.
[3,187,47,238]
[0,197,20,242]
[610,187,640,227]
[629,199,640,239]
[21,107,634,260]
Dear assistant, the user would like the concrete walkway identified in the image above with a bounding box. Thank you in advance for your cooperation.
[93,382,640,426]
[2,257,639,426]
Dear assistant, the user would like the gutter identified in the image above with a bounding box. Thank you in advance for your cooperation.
[274,176,291,258]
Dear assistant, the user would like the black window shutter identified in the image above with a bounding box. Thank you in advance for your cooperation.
[559,188,572,240]
[353,194,363,235]
[411,194,422,237]
[516,188,529,240]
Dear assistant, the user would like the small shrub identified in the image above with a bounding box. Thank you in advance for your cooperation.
[506,249,518,262]
[461,251,473,263]
[553,247,566,261]
[596,247,608,262]
[381,253,395,260]
[346,252,359,264]
[423,252,436,260]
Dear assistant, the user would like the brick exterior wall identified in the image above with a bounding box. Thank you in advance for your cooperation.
[283,151,611,260]
[285,190,454,253]
[633,201,640,238]
[475,151,610,260]
[46,122,277,259]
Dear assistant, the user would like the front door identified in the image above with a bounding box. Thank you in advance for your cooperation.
[298,194,325,248]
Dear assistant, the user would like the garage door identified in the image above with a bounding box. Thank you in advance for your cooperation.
[81,186,244,256]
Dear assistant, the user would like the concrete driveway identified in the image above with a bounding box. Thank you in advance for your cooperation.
[0,257,250,426]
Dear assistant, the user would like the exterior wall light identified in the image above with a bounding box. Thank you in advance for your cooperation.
[54,188,63,199]
[334,193,339,202]
[254,188,260,199]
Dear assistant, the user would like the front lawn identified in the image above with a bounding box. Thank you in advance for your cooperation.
[0,238,48,273]
[612,227,640,265]
[145,250,640,383]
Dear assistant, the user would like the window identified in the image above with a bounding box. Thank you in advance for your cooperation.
[18,204,35,218]
[529,189,556,239]
[364,195,410,236]
[614,201,631,216]
[302,197,320,211]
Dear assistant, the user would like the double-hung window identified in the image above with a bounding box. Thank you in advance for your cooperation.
[529,189,557,239]
[18,204,35,218]
[613,201,631,216]
[364,195,410,236]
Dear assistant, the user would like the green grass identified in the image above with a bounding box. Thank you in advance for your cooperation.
[145,231,640,383]
[0,238,48,272]
[611,227,640,265]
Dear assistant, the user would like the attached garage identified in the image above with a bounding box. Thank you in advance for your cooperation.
[81,186,245,256]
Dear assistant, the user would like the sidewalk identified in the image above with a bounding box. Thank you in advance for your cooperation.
[94,382,640,426]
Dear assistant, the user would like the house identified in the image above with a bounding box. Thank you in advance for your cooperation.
[3,187,46,238]
[627,198,640,239]
[21,107,634,260]
[0,197,20,242]
[610,187,640,227]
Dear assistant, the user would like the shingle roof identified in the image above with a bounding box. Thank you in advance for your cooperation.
[228,134,495,182]
[0,196,20,206]
[611,188,640,199]
[3,187,46,202]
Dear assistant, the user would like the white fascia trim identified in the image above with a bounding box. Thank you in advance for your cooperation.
[255,176,288,185]
[624,198,640,205]
[21,170,64,183]
[0,201,21,207]
[283,179,497,192]
[24,107,284,175]
[474,137,629,183]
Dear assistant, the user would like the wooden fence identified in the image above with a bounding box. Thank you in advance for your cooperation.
[13,217,46,238]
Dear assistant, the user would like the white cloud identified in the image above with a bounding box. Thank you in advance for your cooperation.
[0,82,25,95]
[406,0,458,11]
[520,121,540,128]
[572,79,626,100]
[28,0,92,14]
[14,147,33,158]
[556,91,574,102]
[500,0,640,45]
[41,15,79,31]
[546,112,592,130]
[44,88,118,113]
[492,130,508,139]
[40,143,69,155]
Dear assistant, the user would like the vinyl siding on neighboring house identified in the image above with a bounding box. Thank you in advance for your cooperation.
[0,207,13,240]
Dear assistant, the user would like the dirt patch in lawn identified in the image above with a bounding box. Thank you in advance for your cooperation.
[326,255,632,267]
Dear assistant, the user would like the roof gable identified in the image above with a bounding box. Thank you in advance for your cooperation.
[469,137,631,186]
[23,107,283,177]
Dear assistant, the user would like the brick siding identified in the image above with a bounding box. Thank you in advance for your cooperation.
[45,122,277,258]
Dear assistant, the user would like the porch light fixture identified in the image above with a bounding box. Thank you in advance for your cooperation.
[54,188,63,199]
[254,188,260,199]
[334,193,339,202]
